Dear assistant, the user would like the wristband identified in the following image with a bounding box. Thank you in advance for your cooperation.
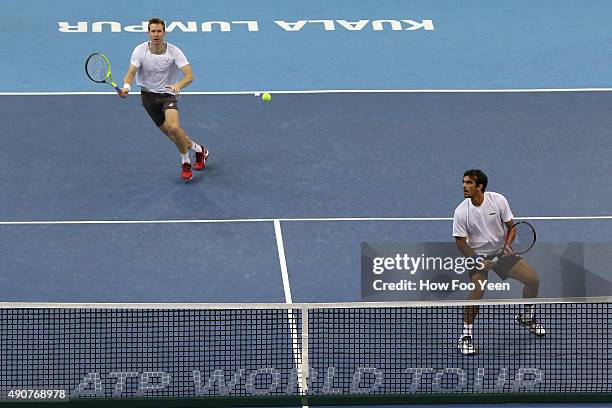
[123,83,132,92]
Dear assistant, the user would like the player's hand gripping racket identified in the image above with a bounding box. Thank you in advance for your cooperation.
[85,53,122,93]
[491,221,536,263]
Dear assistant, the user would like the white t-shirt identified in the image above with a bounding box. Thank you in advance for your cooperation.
[130,42,189,94]
[452,192,514,255]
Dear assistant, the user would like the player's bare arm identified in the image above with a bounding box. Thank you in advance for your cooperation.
[119,64,138,98]
[454,236,475,258]
[455,236,494,271]
[166,65,194,95]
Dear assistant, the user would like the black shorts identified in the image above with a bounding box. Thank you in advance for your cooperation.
[470,253,523,280]
[141,90,178,127]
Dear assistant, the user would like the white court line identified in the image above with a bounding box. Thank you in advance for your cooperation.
[273,219,308,403]
[3,296,610,309]
[3,88,612,96]
[0,219,270,225]
[0,215,611,225]
[274,219,292,304]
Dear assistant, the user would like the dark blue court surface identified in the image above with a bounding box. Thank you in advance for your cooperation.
[0,92,611,305]
[0,223,284,302]
[1,93,611,303]
[2,92,612,221]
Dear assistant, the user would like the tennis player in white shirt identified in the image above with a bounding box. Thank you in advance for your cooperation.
[453,169,545,355]
[119,17,208,181]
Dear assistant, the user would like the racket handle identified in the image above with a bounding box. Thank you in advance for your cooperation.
[491,256,499,263]
[114,85,123,93]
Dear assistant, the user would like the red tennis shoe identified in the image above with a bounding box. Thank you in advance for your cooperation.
[194,148,209,171]
[181,162,193,181]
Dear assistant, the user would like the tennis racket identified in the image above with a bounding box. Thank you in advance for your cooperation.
[491,221,536,263]
[85,53,122,93]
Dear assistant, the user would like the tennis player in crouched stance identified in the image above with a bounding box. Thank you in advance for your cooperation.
[119,17,208,181]
[453,169,545,355]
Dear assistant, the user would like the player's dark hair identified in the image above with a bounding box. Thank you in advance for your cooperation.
[464,169,488,192]
[148,18,166,31]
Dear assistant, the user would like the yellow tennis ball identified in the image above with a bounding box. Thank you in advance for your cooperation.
[262,92,271,102]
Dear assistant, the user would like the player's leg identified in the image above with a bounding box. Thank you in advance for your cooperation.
[159,124,177,145]
[160,110,194,180]
[141,91,199,180]
[504,259,545,336]
[160,110,190,153]
[161,108,209,171]
[464,270,488,324]
[459,270,488,355]
[506,259,539,298]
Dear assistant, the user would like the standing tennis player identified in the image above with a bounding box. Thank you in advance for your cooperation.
[119,17,208,181]
[452,169,545,355]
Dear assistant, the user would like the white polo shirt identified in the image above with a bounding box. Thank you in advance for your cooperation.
[452,192,514,255]
[130,42,189,94]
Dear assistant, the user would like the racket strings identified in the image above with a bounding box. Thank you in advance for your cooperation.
[86,55,109,82]
[508,223,536,254]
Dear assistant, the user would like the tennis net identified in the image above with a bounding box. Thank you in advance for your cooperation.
[0,298,610,405]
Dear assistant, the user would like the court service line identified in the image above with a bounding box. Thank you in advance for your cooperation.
[0,215,611,225]
[3,88,612,96]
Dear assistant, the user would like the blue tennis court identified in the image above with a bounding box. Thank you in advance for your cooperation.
[1,0,611,406]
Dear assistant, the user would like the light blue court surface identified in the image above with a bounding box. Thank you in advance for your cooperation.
[1,0,612,406]
[3,0,612,91]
